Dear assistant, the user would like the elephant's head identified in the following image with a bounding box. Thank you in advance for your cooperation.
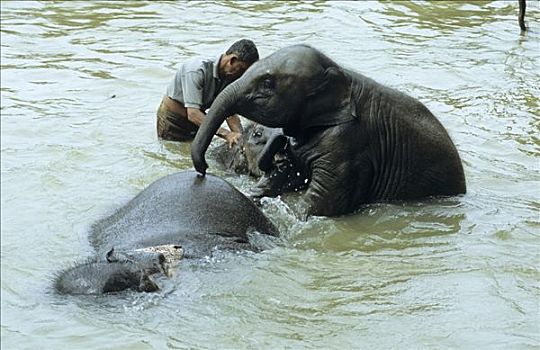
[191,45,353,175]
[241,122,309,198]
[207,122,286,177]
[243,122,286,177]
[54,245,183,295]
[54,259,161,295]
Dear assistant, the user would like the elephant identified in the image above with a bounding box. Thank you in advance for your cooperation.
[54,247,179,294]
[246,130,309,198]
[54,170,279,295]
[191,44,466,217]
[208,121,308,198]
[208,121,285,177]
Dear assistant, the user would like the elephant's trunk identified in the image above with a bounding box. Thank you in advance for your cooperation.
[191,79,244,175]
[257,132,288,172]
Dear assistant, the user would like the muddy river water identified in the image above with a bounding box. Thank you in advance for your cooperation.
[1,1,539,349]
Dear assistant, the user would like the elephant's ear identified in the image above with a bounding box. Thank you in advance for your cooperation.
[302,67,355,129]
[106,247,116,262]
[305,67,341,97]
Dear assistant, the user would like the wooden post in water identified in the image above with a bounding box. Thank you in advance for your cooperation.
[519,0,527,32]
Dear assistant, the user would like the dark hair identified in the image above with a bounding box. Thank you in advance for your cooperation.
[226,39,259,65]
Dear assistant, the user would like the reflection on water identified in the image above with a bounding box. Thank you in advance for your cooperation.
[382,1,508,31]
[1,1,539,349]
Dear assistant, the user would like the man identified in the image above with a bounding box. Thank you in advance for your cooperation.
[156,39,259,146]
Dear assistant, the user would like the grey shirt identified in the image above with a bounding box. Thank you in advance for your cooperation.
[166,54,225,111]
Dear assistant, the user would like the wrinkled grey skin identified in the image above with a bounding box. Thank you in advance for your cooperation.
[54,259,161,295]
[191,45,466,217]
[89,170,278,257]
[54,171,278,295]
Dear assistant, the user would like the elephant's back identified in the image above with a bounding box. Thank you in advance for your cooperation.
[349,71,466,200]
[89,171,278,253]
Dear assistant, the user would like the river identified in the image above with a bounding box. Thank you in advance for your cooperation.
[1,1,539,349]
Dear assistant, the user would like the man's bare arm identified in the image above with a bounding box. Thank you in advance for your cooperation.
[186,108,232,141]
[226,114,243,133]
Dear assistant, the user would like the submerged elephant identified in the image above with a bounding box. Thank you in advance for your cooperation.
[208,121,308,197]
[191,44,466,217]
[54,171,279,295]
[208,121,285,177]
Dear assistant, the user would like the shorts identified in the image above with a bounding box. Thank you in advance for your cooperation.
[156,100,198,142]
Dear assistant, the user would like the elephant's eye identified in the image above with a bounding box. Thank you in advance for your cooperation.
[252,131,262,138]
[261,77,274,90]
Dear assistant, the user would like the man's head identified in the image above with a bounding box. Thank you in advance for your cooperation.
[220,39,259,82]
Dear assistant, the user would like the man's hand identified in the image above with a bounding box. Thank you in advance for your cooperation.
[225,131,242,148]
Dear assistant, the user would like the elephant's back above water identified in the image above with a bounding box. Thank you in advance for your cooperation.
[89,171,278,254]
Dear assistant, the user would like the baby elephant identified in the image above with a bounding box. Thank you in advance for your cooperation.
[208,121,280,177]
[54,171,279,295]
[192,45,467,217]
[210,122,308,197]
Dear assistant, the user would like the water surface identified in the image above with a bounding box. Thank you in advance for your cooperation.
[1,1,539,349]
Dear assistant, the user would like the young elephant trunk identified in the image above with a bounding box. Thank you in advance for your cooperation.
[191,79,243,175]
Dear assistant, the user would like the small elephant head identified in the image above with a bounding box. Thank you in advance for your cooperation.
[54,245,184,295]
[54,259,160,295]
[240,122,309,197]
[209,122,293,178]
[207,122,274,177]
[242,122,285,177]
[191,44,352,175]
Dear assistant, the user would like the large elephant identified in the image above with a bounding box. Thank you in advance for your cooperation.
[191,45,466,217]
[54,170,279,295]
